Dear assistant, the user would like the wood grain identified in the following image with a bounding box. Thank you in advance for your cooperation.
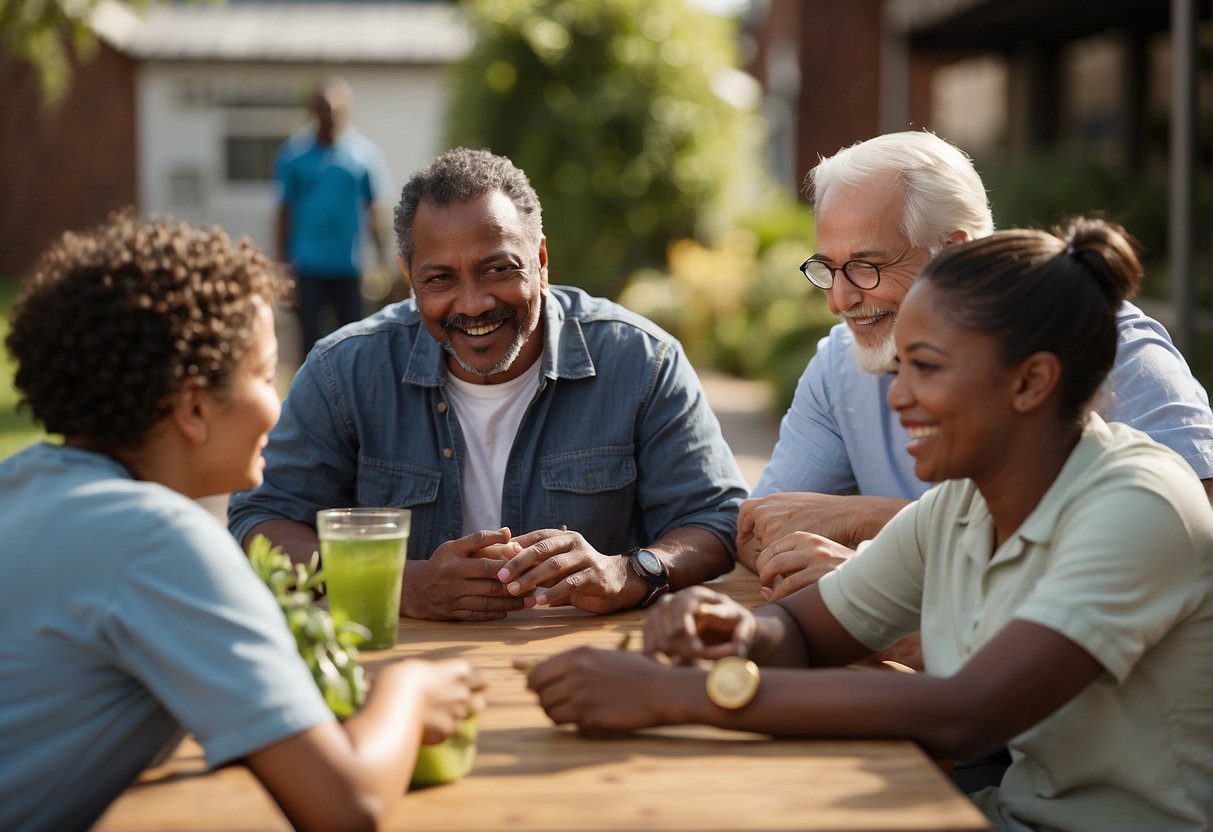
[97,568,990,831]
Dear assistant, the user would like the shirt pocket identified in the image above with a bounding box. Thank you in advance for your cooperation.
[540,446,637,554]
[355,456,441,560]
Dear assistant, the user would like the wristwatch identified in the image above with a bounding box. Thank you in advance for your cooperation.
[706,656,761,709]
[623,547,669,608]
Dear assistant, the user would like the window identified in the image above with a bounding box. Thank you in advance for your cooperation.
[224,135,287,182]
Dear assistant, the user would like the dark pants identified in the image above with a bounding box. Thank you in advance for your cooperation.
[949,747,1011,793]
[296,275,364,359]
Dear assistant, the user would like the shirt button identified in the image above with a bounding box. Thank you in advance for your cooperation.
[436,401,448,413]
[443,448,454,459]
[585,473,596,484]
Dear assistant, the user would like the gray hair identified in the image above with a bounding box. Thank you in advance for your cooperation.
[807,131,993,254]
[393,147,543,266]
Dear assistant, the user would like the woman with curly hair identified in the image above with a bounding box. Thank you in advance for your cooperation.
[522,218,1213,832]
[0,212,484,831]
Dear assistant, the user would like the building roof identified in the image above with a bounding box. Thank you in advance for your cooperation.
[92,0,473,64]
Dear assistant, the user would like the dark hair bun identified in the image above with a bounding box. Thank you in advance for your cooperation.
[1056,217,1142,308]
[918,215,1147,424]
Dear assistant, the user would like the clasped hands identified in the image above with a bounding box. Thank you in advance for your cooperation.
[401,526,640,621]
[735,492,903,601]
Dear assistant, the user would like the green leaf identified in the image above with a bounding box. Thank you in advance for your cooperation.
[247,534,368,718]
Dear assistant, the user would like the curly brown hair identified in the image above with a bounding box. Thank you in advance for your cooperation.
[6,210,286,450]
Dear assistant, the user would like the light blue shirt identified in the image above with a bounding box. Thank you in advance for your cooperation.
[275,128,385,278]
[755,301,1213,499]
[0,443,333,831]
[229,286,748,560]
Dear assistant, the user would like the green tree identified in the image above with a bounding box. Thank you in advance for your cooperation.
[446,0,746,298]
[1,0,153,102]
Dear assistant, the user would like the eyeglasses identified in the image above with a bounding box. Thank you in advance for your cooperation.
[799,249,913,291]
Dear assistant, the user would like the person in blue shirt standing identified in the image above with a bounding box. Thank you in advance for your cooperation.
[275,77,390,358]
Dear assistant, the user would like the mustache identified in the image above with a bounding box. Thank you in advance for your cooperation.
[441,307,517,332]
[840,305,894,320]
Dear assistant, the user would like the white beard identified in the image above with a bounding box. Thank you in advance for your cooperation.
[850,328,899,375]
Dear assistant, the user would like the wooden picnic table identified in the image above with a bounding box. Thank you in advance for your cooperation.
[97,566,991,831]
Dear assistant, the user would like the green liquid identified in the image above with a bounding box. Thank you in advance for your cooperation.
[321,533,408,650]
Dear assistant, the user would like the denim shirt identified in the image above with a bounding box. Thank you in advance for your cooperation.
[229,286,747,561]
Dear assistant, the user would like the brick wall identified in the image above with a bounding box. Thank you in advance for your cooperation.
[796,0,883,181]
[0,43,137,279]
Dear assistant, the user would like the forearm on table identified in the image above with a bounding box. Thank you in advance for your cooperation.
[243,518,320,568]
[746,604,812,667]
[647,526,733,589]
[684,614,1106,761]
[248,664,427,830]
[340,663,427,794]
[658,665,972,758]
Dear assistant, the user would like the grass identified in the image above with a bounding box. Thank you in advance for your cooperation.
[0,278,48,460]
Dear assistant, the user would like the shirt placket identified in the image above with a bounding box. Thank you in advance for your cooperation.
[434,387,466,544]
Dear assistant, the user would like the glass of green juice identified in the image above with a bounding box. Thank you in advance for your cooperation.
[317,508,410,650]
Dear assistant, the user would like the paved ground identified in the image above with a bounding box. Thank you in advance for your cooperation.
[696,368,779,490]
[200,367,780,525]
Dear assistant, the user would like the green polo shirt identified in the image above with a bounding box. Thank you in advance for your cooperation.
[819,414,1213,832]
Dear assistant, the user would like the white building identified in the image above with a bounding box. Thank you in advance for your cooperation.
[92,0,471,254]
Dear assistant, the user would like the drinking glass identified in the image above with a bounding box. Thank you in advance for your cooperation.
[317,508,410,650]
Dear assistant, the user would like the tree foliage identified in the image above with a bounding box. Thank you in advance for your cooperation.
[0,0,146,102]
[446,0,746,298]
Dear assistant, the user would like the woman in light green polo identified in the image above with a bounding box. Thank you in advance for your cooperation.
[521,218,1213,832]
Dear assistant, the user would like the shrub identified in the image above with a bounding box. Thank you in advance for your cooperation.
[620,193,833,413]
[446,0,746,298]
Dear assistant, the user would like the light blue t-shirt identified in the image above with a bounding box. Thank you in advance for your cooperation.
[754,301,1213,499]
[275,128,385,279]
[0,443,334,831]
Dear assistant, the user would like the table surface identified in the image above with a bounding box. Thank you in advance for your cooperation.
[97,567,991,831]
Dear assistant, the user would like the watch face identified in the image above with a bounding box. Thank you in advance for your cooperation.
[637,549,663,576]
[707,657,760,709]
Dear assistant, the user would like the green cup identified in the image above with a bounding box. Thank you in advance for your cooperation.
[317,508,410,650]
[411,713,480,788]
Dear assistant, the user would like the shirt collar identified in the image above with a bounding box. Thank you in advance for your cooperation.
[400,288,596,387]
[539,290,595,381]
[1014,412,1109,545]
[951,412,1109,564]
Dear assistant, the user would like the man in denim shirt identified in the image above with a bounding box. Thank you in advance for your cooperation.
[230,148,746,621]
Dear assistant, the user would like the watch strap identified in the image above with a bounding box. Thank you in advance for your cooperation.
[623,548,669,608]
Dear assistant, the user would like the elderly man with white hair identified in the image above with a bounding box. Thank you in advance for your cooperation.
[739,131,1213,605]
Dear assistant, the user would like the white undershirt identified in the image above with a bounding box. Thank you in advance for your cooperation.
[444,357,544,536]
